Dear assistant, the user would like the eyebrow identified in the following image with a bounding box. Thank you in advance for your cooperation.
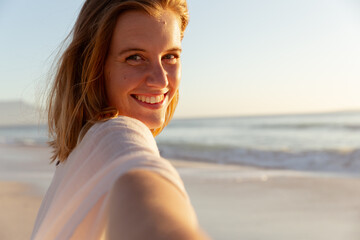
[117,48,146,56]
[167,47,182,53]
[117,47,182,56]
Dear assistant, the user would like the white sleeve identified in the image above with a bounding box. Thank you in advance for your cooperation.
[31,116,190,240]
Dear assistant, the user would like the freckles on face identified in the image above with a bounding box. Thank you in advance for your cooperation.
[104,10,182,130]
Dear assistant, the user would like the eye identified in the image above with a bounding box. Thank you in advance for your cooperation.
[162,54,179,64]
[125,54,144,65]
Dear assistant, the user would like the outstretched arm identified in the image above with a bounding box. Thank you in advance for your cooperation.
[106,169,210,240]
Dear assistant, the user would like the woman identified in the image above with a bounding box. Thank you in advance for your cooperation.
[31,0,209,239]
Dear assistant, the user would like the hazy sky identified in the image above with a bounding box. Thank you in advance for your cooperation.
[1,0,359,118]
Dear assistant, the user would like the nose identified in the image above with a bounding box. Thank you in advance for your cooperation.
[146,60,168,88]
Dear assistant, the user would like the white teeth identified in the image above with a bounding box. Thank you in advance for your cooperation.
[135,94,165,104]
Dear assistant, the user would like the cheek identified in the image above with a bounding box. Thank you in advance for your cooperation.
[106,69,138,94]
[168,64,181,90]
[105,70,127,107]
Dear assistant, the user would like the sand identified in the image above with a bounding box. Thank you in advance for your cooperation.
[0,182,42,240]
[1,147,360,240]
[173,160,360,240]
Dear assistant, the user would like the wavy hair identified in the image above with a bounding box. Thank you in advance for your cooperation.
[47,0,189,163]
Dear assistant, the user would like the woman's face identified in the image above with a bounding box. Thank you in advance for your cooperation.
[104,10,182,130]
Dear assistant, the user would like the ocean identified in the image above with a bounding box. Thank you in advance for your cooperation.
[1,112,360,176]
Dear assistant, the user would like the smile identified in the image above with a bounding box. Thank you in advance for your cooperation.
[132,94,166,104]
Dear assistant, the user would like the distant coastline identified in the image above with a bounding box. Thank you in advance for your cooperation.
[0,100,46,126]
[1,99,359,124]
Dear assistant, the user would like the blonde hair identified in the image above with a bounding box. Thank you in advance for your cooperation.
[47,0,189,163]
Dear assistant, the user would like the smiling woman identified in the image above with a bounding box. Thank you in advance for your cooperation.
[104,10,182,130]
[46,0,188,164]
[30,0,209,239]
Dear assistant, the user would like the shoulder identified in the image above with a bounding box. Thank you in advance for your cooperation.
[87,116,153,140]
[78,116,159,155]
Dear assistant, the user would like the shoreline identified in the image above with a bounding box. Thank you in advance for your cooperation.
[1,158,360,240]
[1,140,360,240]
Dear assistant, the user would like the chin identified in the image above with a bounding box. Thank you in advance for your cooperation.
[133,113,165,130]
[144,118,165,130]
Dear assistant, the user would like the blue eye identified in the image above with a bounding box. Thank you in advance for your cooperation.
[126,54,142,61]
[125,54,145,66]
[163,54,179,64]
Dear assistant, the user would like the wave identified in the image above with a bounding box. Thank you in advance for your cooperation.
[252,123,360,131]
[0,136,48,147]
[158,143,360,175]
[0,124,48,147]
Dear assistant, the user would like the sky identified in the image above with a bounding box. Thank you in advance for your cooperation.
[0,0,359,118]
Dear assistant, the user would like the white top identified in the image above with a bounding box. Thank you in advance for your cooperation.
[31,116,189,240]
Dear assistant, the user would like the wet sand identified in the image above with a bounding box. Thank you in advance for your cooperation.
[173,159,360,240]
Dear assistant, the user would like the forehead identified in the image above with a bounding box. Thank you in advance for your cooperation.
[110,10,182,50]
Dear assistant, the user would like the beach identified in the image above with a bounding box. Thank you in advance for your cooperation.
[0,181,42,240]
[174,160,360,240]
[1,144,360,240]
